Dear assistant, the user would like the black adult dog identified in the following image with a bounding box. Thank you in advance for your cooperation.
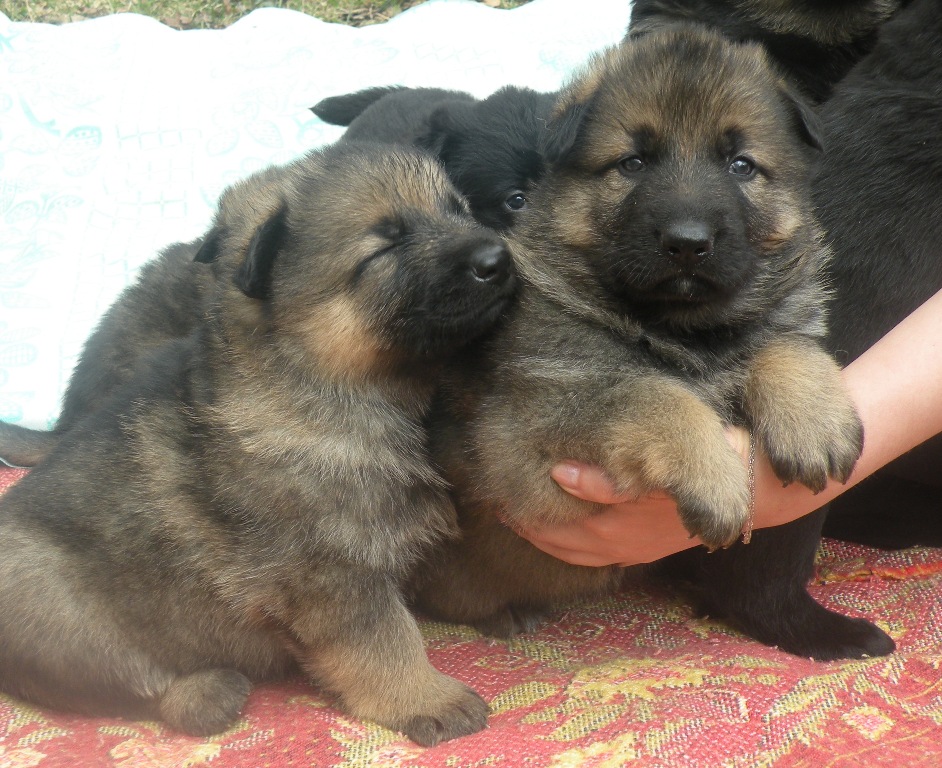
[814,0,942,546]
[627,0,906,102]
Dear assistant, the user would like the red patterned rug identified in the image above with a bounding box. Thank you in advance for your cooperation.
[2,465,941,767]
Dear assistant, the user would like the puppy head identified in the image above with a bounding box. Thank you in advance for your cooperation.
[420,87,553,232]
[530,25,824,330]
[200,143,517,381]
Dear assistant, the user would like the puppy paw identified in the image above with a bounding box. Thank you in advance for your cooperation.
[747,600,894,661]
[604,377,751,550]
[760,403,863,493]
[471,603,550,638]
[674,465,751,551]
[662,424,752,549]
[399,679,489,746]
[159,668,252,736]
[745,338,864,493]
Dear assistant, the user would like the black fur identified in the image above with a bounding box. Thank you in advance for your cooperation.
[627,0,907,102]
[815,0,942,546]
[312,85,556,231]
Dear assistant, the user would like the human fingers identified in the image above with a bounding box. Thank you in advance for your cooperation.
[551,462,648,504]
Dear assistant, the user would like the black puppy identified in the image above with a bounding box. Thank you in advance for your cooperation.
[312,85,555,231]
[627,0,906,102]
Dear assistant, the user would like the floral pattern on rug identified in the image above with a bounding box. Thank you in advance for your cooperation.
[1,466,941,767]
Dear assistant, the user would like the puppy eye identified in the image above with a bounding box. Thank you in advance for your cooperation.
[618,155,645,174]
[354,240,398,283]
[729,156,756,177]
[504,192,527,211]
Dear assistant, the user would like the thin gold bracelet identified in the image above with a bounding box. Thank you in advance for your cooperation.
[741,433,757,545]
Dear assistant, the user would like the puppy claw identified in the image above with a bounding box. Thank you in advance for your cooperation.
[400,685,489,746]
[676,488,749,551]
[472,604,549,639]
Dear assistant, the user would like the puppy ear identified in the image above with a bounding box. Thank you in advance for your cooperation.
[233,203,289,300]
[417,101,475,157]
[540,47,614,166]
[193,229,223,264]
[780,82,824,153]
[539,99,591,167]
[310,85,405,126]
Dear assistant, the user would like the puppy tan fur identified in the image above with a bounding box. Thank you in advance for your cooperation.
[0,142,518,744]
[411,26,894,662]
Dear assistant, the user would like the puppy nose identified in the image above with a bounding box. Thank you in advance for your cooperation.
[469,243,512,284]
[661,222,714,267]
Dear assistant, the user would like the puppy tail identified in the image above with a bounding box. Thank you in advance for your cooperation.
[0,421,60,467]
[310,86,407,125]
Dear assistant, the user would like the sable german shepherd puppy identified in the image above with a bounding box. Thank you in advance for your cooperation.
[627,0,906,102]
[411,25,896,660]
[312,85,555,231]
[0,82,554,468]
[0,142,518,744]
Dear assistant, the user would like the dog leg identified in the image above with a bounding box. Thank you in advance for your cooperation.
[602,377,751,549]
[295,576,488,746]
[411,518,619,639]
[0,531,253,734]
[158,669,253,736]
[743,336,864,492]
[682,509,895,660]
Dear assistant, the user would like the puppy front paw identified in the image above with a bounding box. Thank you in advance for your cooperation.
[744,337,864,494]
[672,445,751,549]
[399,677,489,746]
[760,404,863,493]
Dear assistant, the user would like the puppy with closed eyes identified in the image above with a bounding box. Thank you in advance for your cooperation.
[0,141,517,745]
[0,82,554,468]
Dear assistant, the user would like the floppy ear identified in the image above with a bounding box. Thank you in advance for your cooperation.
[539,98,591,167]
[780,82,824,153]
[193,228,223,264]
[233,203,289,300]
[417,101,476,157]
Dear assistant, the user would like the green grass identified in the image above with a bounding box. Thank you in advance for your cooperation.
[3,0,530,28]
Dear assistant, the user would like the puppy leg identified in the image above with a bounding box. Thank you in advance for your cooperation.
[602,377,751,549]
[743,336,863,492]
[412,518,619,639]
[681,509,895,660]
[295,575,488,746]
[0,531,251,735]
[159,669,253,736]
